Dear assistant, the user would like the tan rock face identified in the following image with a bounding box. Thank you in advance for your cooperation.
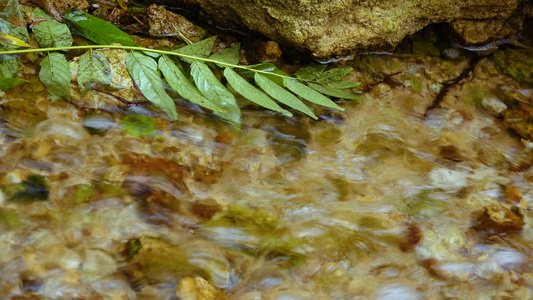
[153,0,519,57]
[451,19,515,45]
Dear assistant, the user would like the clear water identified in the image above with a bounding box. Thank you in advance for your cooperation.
[1,53,532,299]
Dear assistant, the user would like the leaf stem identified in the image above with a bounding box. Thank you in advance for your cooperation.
[0,45,294,79]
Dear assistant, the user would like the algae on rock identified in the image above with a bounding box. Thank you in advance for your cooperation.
[492,48,533,87]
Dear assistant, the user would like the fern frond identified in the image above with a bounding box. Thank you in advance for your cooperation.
[159,55,226,114]
[225,67,292,116]
[151,35,354,124]
[0,6,360,126]
[254,73,317,119]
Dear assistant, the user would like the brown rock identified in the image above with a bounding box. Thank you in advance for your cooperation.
[472,204,524,236]
[176,277,228,300]
[504,185,522,205]
[121,153,197,227]
[451,19,516,45]
[146,4,206,43]
[152,0,519,57]
[253,40,283,63]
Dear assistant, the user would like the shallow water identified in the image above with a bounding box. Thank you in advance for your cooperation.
[1,51,533,299]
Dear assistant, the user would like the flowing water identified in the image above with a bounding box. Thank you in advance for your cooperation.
[1,41,533,299]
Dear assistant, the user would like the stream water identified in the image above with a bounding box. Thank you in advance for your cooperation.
[1,29,533,300]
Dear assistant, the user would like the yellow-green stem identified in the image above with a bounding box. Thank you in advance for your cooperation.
[0,44,294,79]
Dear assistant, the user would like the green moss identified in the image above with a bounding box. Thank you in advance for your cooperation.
[125,236,209,283]
[386,59,403,72]
[316,127,342,147]
[358,56,377,73]
[464,85,492,106]
[72,184,93,204]
[206,204,279,231]
[125,238,142,260]
[328,176,351,201]
[0,209,23,229]
[259,230,306,266]
[408,78,424,93]
[97,181,129,198]
[357,215,387,229]
[121,115,157,137]
[201,204,307,265]
[492,49,533,87]
[399,191,447,218]
[395,26,445,57]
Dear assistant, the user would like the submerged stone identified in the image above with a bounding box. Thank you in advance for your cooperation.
[472,204,524,236]
[492,48,533,87]
[176,277,228,300]
[124,236,233,288]
[5,174,50,203]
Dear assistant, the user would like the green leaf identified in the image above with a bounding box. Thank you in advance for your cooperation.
[324,81,361,89]
[209,42,240,65]
[308,83,360,100]
[39,52,71,101]
[78,50,112,94]
[224,67,292,116]
[0,32,29,47]
[159,55,225,114]
[316,67,353,83]
[190,61,241,123]
[174,35,216,63]
[121,114,157,137]
[143,51,161,58]
[0,77,27,91]
[126,51,177,120]
[3,0,23,18]
[254,73,317,119]
[0,17,28,50]
[117,0,127,10]
[31,7,53,20]
[0,54,18,78]
[63,9,136,46]
[283,78,344,111]
[241,63,289,77]
[4,23,26,40]
[241,63,289,85]
[32,20,73,48]
[294,65,327,81]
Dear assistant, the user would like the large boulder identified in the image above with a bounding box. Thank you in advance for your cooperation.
[154,0,519,58]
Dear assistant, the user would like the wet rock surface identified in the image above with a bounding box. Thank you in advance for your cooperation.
[492,48,533,87]
[146,4,206,42]
[451,19,516,45]
[154,0,519,57]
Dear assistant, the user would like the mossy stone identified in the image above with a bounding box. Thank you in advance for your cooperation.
[492,48,533,87]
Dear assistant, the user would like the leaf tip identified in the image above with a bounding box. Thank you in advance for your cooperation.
[169,110,179,121]
[282,110,293,117]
